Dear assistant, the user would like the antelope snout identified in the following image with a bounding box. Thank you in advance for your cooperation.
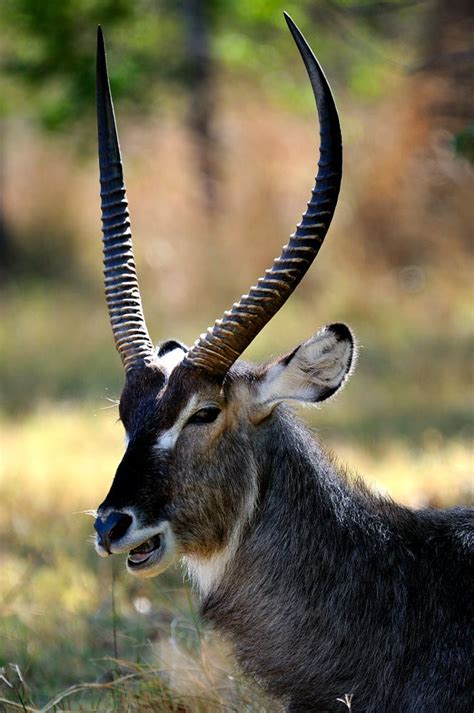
[94,511,133,554]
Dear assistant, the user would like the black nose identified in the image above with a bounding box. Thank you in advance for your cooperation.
[94,511,133,554]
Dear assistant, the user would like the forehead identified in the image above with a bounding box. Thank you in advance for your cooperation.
[119,360,225,438]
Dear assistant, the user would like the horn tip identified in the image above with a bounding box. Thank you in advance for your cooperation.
[283,11,299,37]
[283,12,315,70]
[97,28,105,69]
[96,25,109,101]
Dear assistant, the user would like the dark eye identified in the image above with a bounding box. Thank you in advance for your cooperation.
[187,406,221,425]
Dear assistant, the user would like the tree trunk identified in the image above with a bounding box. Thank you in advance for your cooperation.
[180,0,218,211]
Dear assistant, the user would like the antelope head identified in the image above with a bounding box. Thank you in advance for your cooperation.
[94,15,355,582]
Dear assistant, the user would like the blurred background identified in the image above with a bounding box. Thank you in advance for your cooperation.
[0,0,472,710]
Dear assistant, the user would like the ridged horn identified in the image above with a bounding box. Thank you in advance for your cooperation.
[96,27,157,374]
[183,13,342,378]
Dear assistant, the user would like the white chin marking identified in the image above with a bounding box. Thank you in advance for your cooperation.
[95,541,110,558]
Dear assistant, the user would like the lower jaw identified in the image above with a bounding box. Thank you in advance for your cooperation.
[124,522,178,579]
[126,533,162,574]
[126,554,163,578]
[126,545,176,579]
[127,552,153,569]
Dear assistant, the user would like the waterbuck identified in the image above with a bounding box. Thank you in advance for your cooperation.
[93,14,473,712]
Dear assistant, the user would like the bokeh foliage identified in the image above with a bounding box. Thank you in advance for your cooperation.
[0,0,423,131]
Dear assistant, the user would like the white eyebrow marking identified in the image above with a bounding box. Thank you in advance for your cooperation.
[154,394,199,451]
[157,346,186,376]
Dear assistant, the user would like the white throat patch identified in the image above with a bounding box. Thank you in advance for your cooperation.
[184,478,258,598]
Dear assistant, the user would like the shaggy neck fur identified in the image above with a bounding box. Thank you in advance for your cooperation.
[199,407,472,713]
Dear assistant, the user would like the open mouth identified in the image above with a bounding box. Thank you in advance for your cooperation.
[127,534,162,568]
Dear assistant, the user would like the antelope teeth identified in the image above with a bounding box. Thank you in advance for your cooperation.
[128,535,161,564]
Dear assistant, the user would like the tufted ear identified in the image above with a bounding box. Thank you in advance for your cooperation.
[254,323,355,411]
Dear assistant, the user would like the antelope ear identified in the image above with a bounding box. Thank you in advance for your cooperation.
[254,323,355,410]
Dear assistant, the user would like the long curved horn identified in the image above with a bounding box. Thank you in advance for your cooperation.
[97,27,157,374]
[183,14,342,377]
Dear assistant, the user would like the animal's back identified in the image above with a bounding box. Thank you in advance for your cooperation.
[287,506,474,712]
